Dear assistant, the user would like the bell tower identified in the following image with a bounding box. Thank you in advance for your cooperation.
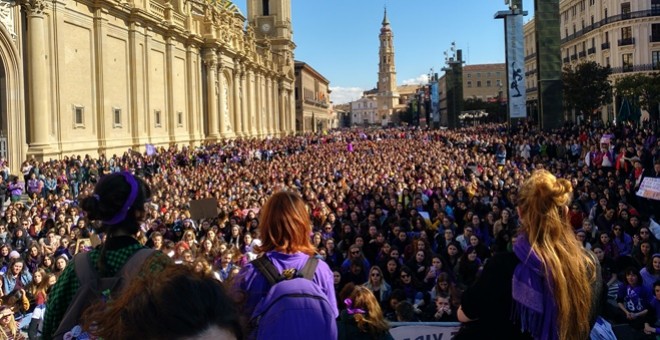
[376,7,399,125]
[247,0,292,43]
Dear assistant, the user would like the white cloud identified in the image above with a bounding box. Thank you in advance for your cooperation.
[402,74,429,85]
[330,86,365,105]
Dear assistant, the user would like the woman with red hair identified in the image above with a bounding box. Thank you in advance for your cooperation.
[231,191,338,340]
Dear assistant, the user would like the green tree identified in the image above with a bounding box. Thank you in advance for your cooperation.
[615,73,660,123]
[562,61,613,117]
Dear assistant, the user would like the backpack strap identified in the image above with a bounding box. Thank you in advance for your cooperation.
[298,257,318,280]
[74,252,99,290]
[117,248,156,281]
[252,255,283,285]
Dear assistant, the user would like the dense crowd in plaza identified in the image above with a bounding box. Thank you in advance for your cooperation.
[0,119,659,338]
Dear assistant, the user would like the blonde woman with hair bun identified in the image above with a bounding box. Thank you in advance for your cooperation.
[456,170,602,340]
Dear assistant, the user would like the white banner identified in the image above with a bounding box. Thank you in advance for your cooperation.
[506,13,526,119]
[637,177,660,201]
[390,325,460,340]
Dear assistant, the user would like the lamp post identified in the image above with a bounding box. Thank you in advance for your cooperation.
[498,83,505,123]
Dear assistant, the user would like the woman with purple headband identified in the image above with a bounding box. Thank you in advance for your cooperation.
[42,172,171,340]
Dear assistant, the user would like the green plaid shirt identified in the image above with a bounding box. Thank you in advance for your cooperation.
[42,242,170,340]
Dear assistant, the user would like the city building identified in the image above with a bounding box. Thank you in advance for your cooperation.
[0,0,296,173]
[345,8,418,126]
[438,62,508,125]
[463,64,508,102]
[524,17,539,120]
[350,97,378,126]
[294,61,333,132]
[525,0,660,122]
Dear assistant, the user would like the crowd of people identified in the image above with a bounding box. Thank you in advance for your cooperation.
[0,119,657,338]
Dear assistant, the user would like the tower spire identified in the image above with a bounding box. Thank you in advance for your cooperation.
[382,6,389,26]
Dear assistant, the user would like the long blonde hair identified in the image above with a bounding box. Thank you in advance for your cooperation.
[348,286,390,335]
[0,305,18,338]
[517,170,597,340]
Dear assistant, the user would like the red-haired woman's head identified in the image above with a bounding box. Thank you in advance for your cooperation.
[256,191,315,256]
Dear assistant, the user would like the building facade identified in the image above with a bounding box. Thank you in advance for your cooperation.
[294,61,333,132]
[463,64,508,101]
[525,0,660,121]
[0,0,295,173]
[524,17,539,120]
[350,97,378,126]
[438,62,508,125]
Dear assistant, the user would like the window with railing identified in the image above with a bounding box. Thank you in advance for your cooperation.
[619,27,634,46]
[653,51,660,70]
[621,3,631,19]
[622,53,633,72]
[622,26,632,39]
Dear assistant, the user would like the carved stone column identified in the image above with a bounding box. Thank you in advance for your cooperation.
[23,0,51,152]
[241,67,257,137]
[217,60,234,139]
[232,62,243,137]
[278,81,286,135]
[272,78,280,136]
[203,50,219,140]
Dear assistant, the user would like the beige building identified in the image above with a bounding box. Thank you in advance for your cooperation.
[346,8,412,126]
[463,64,508,101]
[0,0,296,173]
[350,97,378,125]
[294,61,333,132]
[525,0,660,121]
[524,17,539,119]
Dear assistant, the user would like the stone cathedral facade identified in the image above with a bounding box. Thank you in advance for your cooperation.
[0,0,295,172]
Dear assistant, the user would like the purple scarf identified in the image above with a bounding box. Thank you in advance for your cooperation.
[512,234,558,340]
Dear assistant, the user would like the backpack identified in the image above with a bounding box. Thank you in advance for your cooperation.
[53,248,155,340]
[249,256,336,340]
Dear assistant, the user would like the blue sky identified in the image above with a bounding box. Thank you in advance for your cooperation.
[233,0,535,104]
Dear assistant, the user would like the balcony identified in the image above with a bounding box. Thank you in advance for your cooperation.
[561,9,660,44]
[610,63,656,74]
[525,53,537,61]
[578,51,586,58]
[304,98,330,109]
[651,34,660,43]
[587,47,596,55]
[601,42,610,50]
[563,57,570,63]
[618,38,635,46]
[570,54,578,61]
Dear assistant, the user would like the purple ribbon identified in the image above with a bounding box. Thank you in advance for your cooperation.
[344,298,365,315]
[102,172,138,225]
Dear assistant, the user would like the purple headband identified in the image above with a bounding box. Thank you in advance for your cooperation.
[102,172,139,225]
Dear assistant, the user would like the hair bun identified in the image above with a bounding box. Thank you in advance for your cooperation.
[80,194,102,220]
[552,178,573,206]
